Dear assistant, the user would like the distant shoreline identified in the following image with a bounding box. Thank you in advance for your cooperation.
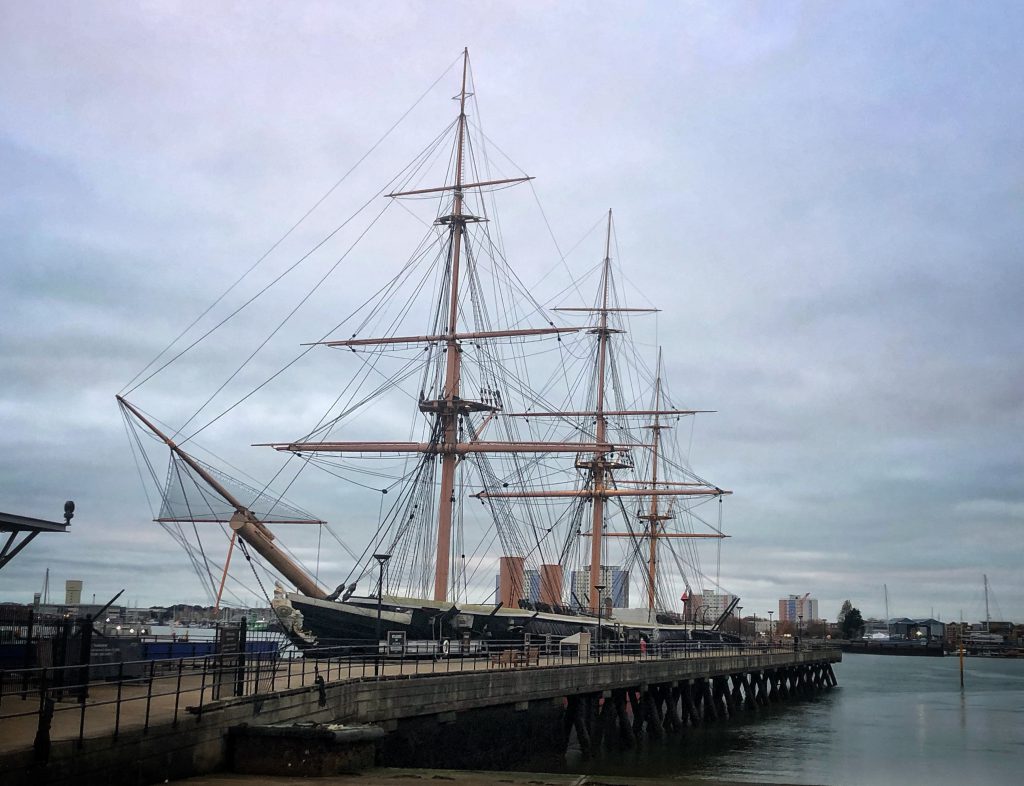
[175,767,822,786]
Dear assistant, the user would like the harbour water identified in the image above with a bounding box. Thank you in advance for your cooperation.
[565,654,1024,785]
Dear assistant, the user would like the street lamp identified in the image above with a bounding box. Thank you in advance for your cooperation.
[768,610,774,643]
[594,584,606,661]
[736,606,743,638]
[373,553,391,676]
[798,613,803,649]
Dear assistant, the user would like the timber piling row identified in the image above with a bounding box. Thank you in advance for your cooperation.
[561,660,839,755]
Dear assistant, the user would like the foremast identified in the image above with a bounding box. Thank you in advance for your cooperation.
[261,50,627,604]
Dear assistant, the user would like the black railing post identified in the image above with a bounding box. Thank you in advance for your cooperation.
[52,619,70,700]
[172,658,184,727]
[77,614,93,704]
[33,667,53,763]
[77,686,86,749]
[197,656,208,720]
[113,658,124,738]
[235,617,247,697]
[253,649,263,695]
[144,660,155,733]
[24,605,35,671]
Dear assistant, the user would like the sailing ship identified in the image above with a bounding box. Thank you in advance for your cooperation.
[118,50,736,649]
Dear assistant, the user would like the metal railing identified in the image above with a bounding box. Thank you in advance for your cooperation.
[0,637,832,761]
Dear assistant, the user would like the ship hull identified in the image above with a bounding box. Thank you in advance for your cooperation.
[287,592,739,649]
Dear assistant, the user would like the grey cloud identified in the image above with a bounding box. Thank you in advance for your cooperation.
[1,2,1022,621]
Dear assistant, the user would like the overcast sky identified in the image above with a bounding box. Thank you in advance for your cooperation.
[2,2,1022,623]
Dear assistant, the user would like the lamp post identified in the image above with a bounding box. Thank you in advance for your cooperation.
[736,605,743,639]
[768,610,774,643]
[798,613,803,649]
[373,553,391,676]
[594,584,606,661]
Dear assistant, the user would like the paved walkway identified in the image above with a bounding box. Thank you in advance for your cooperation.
[0,647,793,755]
[0,653,603,754]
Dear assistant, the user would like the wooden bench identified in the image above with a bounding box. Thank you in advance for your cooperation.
[511,646,540,667]
[489,647,540,668]
[488,650,515,668]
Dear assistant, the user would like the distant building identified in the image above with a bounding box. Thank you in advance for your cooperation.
[65,579,83,606]
[569,566,629,608]
[692,589,737,624]
[779,594,818,622]
[524,569,542,602]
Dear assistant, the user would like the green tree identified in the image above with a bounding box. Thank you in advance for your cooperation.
[838,599,853,624]
[840,607,865,639]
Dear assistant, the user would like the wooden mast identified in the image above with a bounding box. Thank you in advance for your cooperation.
[433,48,471,602]
[642,350,665,613]
[477,214,730,616]
[586,210,614,612]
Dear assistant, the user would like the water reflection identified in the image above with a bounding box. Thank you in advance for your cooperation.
[565,655,1024,785]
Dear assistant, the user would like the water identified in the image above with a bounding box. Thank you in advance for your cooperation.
[565,654,1024,785]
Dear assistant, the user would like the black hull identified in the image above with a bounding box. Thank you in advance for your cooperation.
[289,596,439,650]
[840,640,945,657]
[289,593,739,649]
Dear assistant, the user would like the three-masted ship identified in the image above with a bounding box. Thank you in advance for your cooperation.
[119,50,735,648]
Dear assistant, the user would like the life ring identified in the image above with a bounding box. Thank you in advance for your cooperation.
[441,638,451,656]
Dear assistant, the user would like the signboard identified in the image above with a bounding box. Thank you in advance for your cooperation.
[213,625,245,699]
[387,630,407,655]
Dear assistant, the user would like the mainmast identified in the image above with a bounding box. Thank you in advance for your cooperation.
[433,49,471,602]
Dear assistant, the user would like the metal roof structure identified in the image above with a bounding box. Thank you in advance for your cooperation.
[0,504,72,571]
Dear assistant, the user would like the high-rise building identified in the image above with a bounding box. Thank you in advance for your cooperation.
[569,566,629,609]
[778,594,819,622]
[691,589,737,624]
[65,579,83,605]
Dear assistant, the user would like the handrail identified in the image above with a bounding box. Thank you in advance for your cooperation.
[0,639,840,761]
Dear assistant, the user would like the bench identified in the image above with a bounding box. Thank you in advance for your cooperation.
[488,650,516,668]
[511,646,540,667]
[489,646,540,668]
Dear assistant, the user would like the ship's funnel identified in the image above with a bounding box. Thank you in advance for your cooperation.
[539,564,563,606]
[498,556,526,608]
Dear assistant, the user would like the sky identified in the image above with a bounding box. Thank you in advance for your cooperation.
[2,1,1022,624]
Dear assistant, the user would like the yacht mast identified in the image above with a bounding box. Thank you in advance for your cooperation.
[884,583,890,636]
[984,574,990,633]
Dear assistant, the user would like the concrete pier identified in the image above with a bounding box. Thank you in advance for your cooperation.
[0,646,841,785]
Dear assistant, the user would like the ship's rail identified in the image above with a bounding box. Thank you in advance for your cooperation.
[0,638,832,757]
